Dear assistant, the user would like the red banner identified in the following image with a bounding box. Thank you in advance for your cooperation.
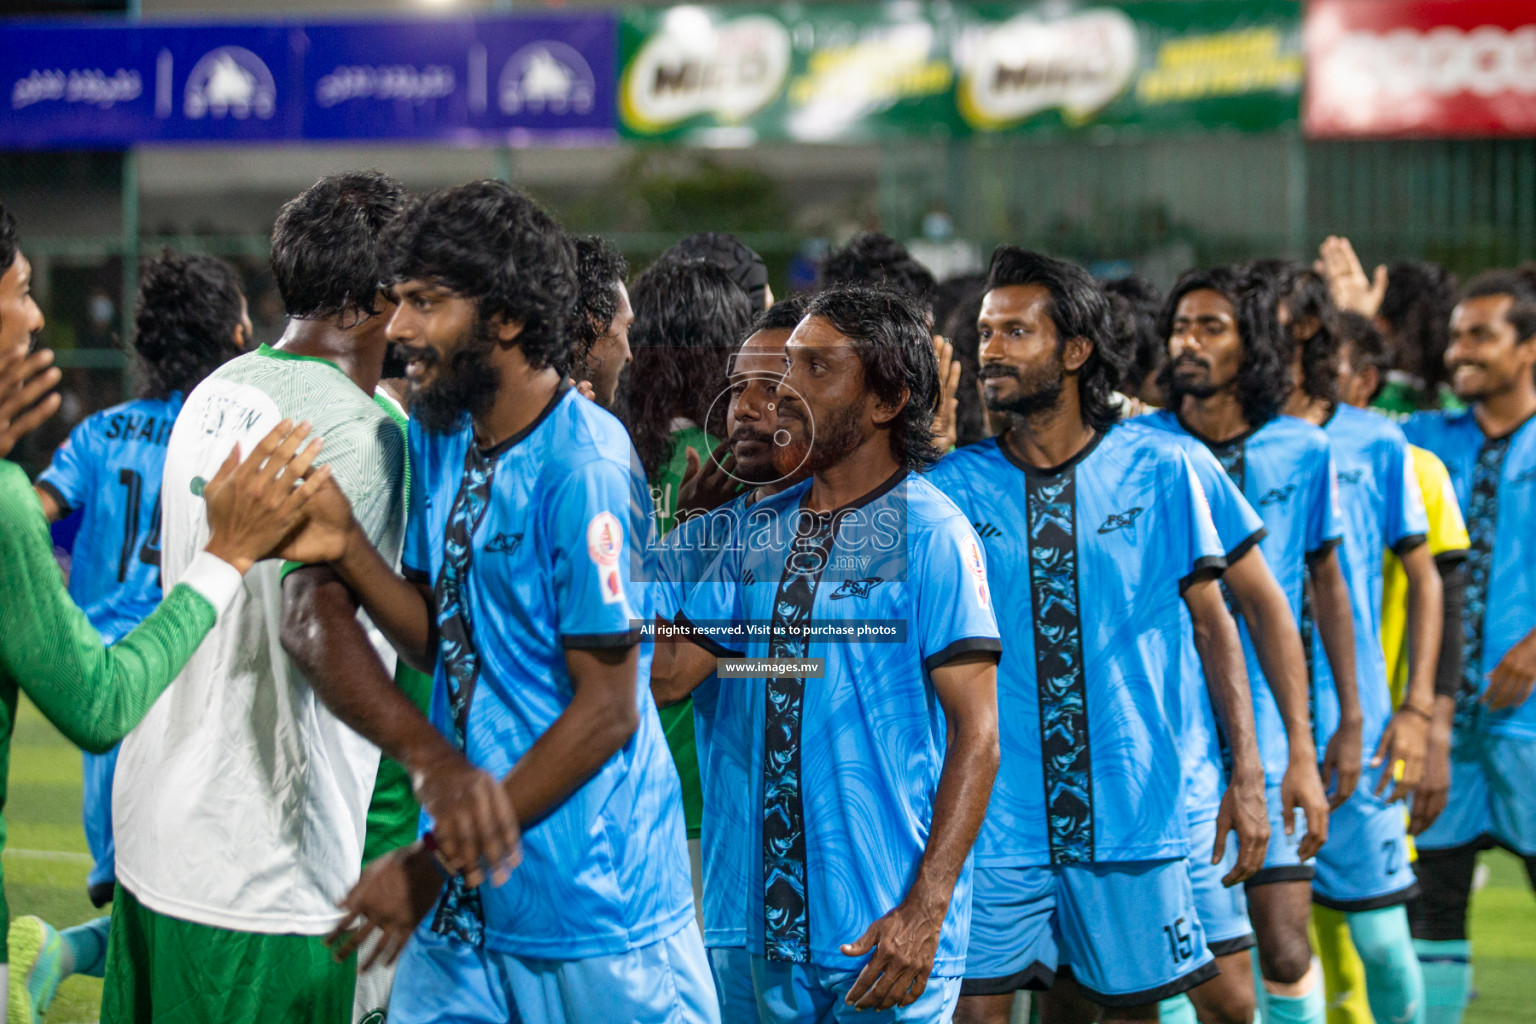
[1305,0,1536,138]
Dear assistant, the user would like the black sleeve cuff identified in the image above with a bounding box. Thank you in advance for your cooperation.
[1391,533,1428,558]
[923,636,1003,673]
[34,479,72,517]
[1179,555,1228,593]
[1305,536,1343,562]
[402,565,431,585]
[1433,548,1469,568]
[562,629,643,650]
[674,611,744,659]
[1226,527,1268,564]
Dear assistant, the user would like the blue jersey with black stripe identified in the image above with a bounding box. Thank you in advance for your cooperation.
[37,395,181,643]
[927,425,1226,867]
[679,471,1000,976]
[1123,417,1268,824]
[402,387,693,960]
[1405,409,1536,738]
[655,492,756,950]
[1139,411,1343,784]
[1312,405,1428,755]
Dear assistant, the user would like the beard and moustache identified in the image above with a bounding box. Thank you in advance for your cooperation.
[401,318,503,435]
[980,355,1066,417]
[770,397,866,478]
[1164,353,1221,400]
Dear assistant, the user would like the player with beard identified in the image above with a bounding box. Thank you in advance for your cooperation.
[567,236,633,410]
[653,296,809,1019]
[1404,271,1536,1024]
[299,181,711,1023]
[651,286,1001,1022]
[926,249,1264,1024]
[1138,266,1358,1024]
[103,173,518,1024]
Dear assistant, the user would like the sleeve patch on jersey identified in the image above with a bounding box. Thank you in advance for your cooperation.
[586,511,623,567]
[963,535,991,608]
[600,565,626,606]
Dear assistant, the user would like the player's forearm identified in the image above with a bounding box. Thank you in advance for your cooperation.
[281,568,457,772]
[1311,552,1362,729]
[334,523,437,673]
[1401,544,1443,714]
[498,647,641,827]
[1191,598,1265,782]
[1227,557,1318,762]
[648,625,719,707]
[907,708,997,914]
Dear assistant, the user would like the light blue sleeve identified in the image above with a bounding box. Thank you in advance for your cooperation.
[914,514,1002,672]
[1383,432,1430,553]
[679,536,746,657]
[548,458,646,648]
[36,414,98,514]
[1168,449,1228,590]
[1306,442,1345,556]
[1185,443,1265,558]
[401,422,432,580]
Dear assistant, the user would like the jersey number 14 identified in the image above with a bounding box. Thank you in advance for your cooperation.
[117,468,162,583]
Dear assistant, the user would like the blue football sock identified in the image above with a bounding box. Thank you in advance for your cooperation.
[60,916,110,979]
[1413,939,1471,1024]
[1159,994,1199,1024]
[1346,907,1423,1024]
[1262,970,1324,1024]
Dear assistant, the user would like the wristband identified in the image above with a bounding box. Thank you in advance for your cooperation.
[1399,703,1433,723]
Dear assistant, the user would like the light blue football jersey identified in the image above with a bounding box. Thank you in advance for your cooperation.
[1122,417,1268,824]
[679,471,1001,976]
[927,426,1227,868]
[402,386,694,959]
[37,395,181,644]
[1138,411,1343,784]
[1310,405,1428,756]
[1405,409,1536,738]
[655,492,757,950]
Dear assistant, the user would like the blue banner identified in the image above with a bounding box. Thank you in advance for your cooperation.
[0,15,616,149]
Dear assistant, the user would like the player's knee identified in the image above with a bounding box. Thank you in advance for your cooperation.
[953,993,1015,1024]
[1197,990,1256,1024]
[1256,941,1312,986]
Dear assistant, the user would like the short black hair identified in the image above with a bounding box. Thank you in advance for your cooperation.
[0,203,17,277]
[625,257,756,479]
[820,233,938,314]
[386,180,578,373]
[985,246,1125,433]
[1159,265,1291,427]
[801,286,940,470]
[665,232,769,309]
[133,249,244,401]
[749,294,808,337]
[939,280,989,447]
[1335,311,1389,401]
[1102,276,1163,395]
[1248,259,1339,407]
[569,235,629,372]
[1460,270,1536,344]
[1380,261,1457,391]
[271,171,404,322]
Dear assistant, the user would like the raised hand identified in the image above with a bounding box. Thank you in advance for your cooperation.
[931,335,961,452]
[674,441,743,522]
[203,420,332,575]
[0,343,62,461]
[274,472,355,566]
[1315,236,1388,319]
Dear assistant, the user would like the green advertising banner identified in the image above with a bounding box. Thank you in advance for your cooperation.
[617,1,1302,143]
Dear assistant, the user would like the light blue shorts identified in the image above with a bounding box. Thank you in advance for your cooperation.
[83,745,119,889]
[963,860,1217,1007]
[709,946,758,1024]
[1248,781,1316,886]
[750,955,961,1024]
[1185,816,1255,954]
[388,920,720,1024]
[1312,761,1418,910]
[1416,727,1536,857]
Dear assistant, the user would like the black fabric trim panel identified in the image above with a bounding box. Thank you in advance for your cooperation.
[1225,527,1268,565]
[1391,533,1429,558]
[1244,864,1316,888]
[1419,832,1536,859]
[560,629,643,651]
[1076,957,1221,1008]
[479,382,569,459]
[1207,933,1257,957]
[402,565,431,585]
[1179,556,1228,593]
[672,612,744,660]
[33,479,71,517]
[995,428,1107,479]
[1305,536,1343,562]
[1433,548,1469,567]
[1312,881,1421,913]
[959,962,1055,996]
[923,636,1003,673]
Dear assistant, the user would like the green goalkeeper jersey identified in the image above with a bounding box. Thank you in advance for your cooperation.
[0,459,235,951]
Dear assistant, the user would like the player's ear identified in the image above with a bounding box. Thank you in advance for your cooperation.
[870,386,910,428]
[492,316,526,347]
[1062,335,1092,374]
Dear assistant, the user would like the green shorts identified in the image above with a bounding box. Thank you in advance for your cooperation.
[101,886,355,1024]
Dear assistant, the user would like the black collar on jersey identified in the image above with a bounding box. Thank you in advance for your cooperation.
[478,380,570,459]
[996,426,1106,478]
[797,466,908,527]
[1174,411,1265,453]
